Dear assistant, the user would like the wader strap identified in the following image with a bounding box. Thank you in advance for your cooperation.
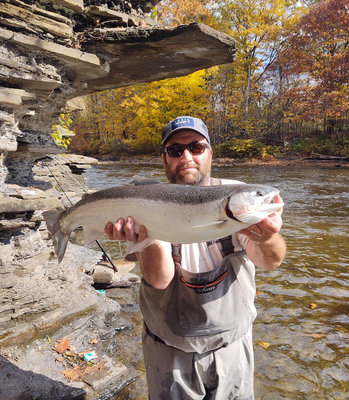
[171,243,182,264]
[211,235,235,257]
[171,236,235,264]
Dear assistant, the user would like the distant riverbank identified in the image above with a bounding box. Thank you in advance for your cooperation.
[97,154,349,168]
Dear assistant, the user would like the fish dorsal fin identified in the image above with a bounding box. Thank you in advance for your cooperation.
[130,175,162,185]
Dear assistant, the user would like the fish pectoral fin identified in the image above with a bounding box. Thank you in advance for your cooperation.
[83,226,104,245]
[125,237,156,255]
[192,220,228,229]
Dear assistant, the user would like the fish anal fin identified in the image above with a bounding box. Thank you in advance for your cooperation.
[83,226,104,245]
[125,237,156,255]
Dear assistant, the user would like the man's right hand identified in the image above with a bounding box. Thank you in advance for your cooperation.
[104,217,148,244]
[104,217,175,290]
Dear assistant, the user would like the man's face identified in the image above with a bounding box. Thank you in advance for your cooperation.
[162,130,212,185]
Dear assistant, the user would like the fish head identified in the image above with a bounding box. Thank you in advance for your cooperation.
[227,185,284,225]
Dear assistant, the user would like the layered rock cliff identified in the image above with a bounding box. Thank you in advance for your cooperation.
[0,1,237,398]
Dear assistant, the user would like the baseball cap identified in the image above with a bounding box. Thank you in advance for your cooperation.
[162,116,210,145]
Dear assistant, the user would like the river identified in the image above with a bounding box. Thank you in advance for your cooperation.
[85,163,349,400]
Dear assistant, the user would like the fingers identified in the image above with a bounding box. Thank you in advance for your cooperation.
[104,218,126,240]
[273,194,284,216]
[125,217,138,243]
[104,217,148,243]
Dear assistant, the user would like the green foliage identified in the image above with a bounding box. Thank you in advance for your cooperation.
[287,137,349,157]
[51,113,74,149]
[213,139,277,158]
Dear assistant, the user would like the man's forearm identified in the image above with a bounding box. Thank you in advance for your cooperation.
[246,232,286,270]
[136,240,175,289]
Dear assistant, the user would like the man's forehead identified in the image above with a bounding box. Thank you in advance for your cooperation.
[165,130,208,145]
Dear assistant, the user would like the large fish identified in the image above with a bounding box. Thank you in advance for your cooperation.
[42,182,283,263]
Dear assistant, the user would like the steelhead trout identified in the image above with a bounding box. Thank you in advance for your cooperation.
[42,183,283,262]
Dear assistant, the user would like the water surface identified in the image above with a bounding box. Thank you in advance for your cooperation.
[86,163,349,400]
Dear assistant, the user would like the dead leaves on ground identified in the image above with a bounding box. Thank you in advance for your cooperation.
[53,337,103,382]
[61,362,104,382]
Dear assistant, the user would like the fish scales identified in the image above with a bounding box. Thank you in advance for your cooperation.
[73,184,245,207]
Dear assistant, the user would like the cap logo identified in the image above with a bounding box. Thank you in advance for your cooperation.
[171,117,195,130]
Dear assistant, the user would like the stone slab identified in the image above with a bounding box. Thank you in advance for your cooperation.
[82,23,237,93]
[55,0,84,14]
[0,197,62,213]
[0,3,74,39]
[9,31,109,82]
[85,5,129,25]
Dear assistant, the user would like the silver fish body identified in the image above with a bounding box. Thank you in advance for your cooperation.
[42,183,283,263]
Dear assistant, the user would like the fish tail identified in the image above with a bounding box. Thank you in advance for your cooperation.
[42,209,69,263]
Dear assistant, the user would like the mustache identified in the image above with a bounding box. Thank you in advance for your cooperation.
[176,162,199,171]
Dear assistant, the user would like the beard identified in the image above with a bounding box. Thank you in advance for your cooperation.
[164,159,211,185]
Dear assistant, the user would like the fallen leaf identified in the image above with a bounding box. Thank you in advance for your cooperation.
[61,366,83,382]
[61,362,104,382]
[89,339,98,345]
[309,333,325,339]
[309,303,317,309]
[54,338,73,354]
[256,291,264,296]
[259,342,270,349]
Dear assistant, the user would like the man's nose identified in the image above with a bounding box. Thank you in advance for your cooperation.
[181,148,193,161]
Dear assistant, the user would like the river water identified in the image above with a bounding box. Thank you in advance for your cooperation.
[85,163,349,400]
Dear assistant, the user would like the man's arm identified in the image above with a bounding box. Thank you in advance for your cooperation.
[239,194,286,270]
[105,218,175,289]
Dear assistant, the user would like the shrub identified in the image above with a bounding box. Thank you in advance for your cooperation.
[213,139,276,159]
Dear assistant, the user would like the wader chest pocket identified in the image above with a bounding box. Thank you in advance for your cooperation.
[164,261,251,337]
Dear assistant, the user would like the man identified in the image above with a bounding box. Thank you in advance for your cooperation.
[105,116,285,400]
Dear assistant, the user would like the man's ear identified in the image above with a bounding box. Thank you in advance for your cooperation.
[161,152,166,167]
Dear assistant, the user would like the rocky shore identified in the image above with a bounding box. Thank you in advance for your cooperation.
[0,154,143,400]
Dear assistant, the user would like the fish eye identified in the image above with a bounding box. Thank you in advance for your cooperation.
[256,190,265,197]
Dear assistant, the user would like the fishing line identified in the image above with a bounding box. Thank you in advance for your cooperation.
[42,158,118,272]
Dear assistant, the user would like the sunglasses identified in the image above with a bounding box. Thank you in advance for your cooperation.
[164,142,210,158]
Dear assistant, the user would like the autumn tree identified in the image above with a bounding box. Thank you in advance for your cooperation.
[281,0,349,137]
[158,0,215,26]
[207,0,307,142]
[72,70,211,155]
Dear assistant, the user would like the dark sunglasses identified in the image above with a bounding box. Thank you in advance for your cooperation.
[164,142,210,158]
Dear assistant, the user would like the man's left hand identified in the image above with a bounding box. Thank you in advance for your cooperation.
[239,194,283,243]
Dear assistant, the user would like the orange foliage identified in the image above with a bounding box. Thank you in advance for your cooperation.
[281,0,349,121]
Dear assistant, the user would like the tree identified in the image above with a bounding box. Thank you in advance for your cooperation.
[158,0,215,26]
[208,0,307,140]
[281,0,349,137]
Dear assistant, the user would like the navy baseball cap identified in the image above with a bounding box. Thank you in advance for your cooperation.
[162,116,210,145]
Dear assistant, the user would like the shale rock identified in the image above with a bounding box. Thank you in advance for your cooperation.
[0,1,237,398]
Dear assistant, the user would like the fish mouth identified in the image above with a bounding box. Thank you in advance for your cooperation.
[227,189,284,225]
